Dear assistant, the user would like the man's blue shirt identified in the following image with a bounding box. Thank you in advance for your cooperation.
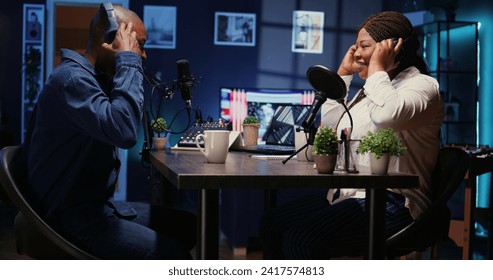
[26,49,144,220]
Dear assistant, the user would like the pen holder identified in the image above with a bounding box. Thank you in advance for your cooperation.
[336,139,359,173]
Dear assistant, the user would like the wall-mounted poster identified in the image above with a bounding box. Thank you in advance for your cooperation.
[214,12,256,47]
[22,4,45,142]
[25,6,43,42]
[292,10,324,54]
[143,5,176,49]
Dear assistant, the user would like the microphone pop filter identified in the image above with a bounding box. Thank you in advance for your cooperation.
[306,65,346,101]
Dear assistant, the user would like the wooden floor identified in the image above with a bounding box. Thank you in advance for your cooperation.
[0,204,263,260]
[218,240,263,260]
[0,228,263,260]
[0,206,30,260]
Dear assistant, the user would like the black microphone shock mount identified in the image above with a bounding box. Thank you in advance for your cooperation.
[143,69,176,100]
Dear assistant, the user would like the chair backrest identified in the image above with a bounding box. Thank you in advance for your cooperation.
[430,147,470,204]
[0,145,97,259]
[386,147,470,256]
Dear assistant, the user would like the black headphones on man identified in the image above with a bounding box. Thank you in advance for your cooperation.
[100,2,119,43]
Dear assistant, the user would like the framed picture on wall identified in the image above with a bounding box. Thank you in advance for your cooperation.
[25,5,44,42]
[22,3,45,143]
[291,10,324,54]
[143,5,176,49]
[214,12,256,47]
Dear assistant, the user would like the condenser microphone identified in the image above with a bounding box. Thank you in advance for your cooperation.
[176,59,195,109]
[302,92,327,130]
[304,64,352,129]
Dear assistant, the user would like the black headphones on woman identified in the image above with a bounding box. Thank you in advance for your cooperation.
[100,2,119,43]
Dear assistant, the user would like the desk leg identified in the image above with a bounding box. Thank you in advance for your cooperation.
[463,177,475,260]
[365,188,386,260]
[489,177,493,259]
[197,189,219,260]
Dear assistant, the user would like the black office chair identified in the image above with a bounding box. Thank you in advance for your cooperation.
[385,147,470,259]
[0,145,97,259]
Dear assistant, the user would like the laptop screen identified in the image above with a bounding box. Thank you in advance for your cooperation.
[263,105,318,146]
[219,87,316,141]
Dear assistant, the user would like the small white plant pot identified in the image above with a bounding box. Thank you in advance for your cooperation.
[370,153,390,174]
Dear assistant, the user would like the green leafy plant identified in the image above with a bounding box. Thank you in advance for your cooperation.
[243,115,260,126]
[151,117,167,137]
[356,127,406,159]
[312,126,339,155]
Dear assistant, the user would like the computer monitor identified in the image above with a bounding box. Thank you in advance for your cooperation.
[219,87,316,140]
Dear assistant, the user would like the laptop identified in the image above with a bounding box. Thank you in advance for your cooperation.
[230,105,315,155]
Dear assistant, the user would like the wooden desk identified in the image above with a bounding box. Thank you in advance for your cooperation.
[150,149,418,260]
[449,155,493,259]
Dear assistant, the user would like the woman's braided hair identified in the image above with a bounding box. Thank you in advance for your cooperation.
[360,11,413,43]
[358,11,429,75]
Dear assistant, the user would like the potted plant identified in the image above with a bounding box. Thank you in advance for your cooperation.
[356,127,406,174]
[151,117,167,150]
[312,126,339,174]
[242,115,260,146]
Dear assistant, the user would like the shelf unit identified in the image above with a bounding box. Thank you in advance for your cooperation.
[416,21,479,145]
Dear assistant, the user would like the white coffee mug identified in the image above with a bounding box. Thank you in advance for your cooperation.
[295,130,314,162]
[195,130,230,163]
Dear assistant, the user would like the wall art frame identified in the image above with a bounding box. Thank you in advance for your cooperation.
[143,5,177,49]
[214,12,256,47]
[291,10,324,54]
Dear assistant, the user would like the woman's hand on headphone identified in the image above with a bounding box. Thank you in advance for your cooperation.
[338,44,358,76]
[368,38,403,76]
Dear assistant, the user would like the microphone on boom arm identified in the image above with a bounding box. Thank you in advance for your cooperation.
[176,59,199,113]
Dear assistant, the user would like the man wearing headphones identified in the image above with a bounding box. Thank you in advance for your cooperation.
[23,3,196,259]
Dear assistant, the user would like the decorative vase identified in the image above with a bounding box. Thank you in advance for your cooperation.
[153,137,167,150]
[242,124,259,146]
[314,154,337,174]
[370,153,390,175]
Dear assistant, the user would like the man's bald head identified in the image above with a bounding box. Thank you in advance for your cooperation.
[84,4,147,77]
[87,4,143,48]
